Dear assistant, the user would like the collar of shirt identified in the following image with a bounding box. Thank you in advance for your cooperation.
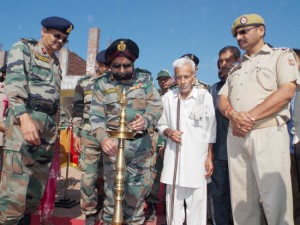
[243,44,272,60]
[172,87,198,100]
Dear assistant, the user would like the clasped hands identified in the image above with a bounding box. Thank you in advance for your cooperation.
[231,111,255,137]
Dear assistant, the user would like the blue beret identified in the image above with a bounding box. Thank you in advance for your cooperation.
[96,50,106,64]
[41,16,74,34]
[180,53,199,66]
[105,38,139,65]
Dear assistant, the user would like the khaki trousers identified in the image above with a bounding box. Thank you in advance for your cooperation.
[227,125,294,225]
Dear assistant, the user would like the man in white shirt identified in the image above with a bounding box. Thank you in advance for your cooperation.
[157,57,216,225]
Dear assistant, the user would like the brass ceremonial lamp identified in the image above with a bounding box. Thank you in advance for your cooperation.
[108,86,135,225]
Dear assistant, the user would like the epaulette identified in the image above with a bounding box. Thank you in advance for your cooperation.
[169,83,178,90]
[78,74,92,83]
[228,62,242,76]
[272,47,288,50]
[20,38,38,45]
[195,79,209,89]
[136,67,151,75]
[95,72,111,83]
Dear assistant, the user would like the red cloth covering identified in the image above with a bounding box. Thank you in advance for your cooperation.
[38,139,61,220]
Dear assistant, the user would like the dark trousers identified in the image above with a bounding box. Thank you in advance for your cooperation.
[209,160,232,225]
[291,153,300,224]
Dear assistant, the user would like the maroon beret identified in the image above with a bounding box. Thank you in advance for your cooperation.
[105,38,139,65]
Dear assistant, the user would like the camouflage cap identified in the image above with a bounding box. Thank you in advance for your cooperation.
[105,38,139,65]
[231,14,265,36]
[41,16,74,34]
[96,50,106,64]
[156,69,171,80]
[0,64,7,72]
[180,53,199,66]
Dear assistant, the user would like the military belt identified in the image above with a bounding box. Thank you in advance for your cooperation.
[29,99,59,115]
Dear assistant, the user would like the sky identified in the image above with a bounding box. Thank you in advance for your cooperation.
[0,0,299,87]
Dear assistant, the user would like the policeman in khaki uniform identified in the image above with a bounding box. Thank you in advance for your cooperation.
[89,38,163,225]
[0,16,74,225]
[72,50,109,225]
[218,14,299,225]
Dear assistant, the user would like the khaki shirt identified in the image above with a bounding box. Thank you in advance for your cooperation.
[219,44,299,122]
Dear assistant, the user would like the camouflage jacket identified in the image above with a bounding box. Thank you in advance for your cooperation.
[90,68,163,142]
[5,38,61,117]
[72,74,100,135]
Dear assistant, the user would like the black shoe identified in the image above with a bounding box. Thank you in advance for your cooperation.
[18,214,31,225]
[85,214,97,225]
[145,203,156,222]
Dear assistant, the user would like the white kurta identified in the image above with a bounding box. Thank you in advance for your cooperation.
[158,88,216,188]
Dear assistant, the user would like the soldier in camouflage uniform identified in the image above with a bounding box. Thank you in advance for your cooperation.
[0,16,74,225]
[145,69,173,222]
[72,50,109,225]
[90,38,163,225]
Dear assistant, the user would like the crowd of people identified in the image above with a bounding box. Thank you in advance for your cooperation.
[0,12,299,225]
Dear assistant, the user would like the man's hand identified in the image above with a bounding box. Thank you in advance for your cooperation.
[128,114,147,131]
[74,136,82,153]
[169,130,183,144]
[0,121,5,133]
[231,111,255,137]
[205,157,214,178]
[101,137,118,156]
[158,145,165,159]
[19,113,41,146]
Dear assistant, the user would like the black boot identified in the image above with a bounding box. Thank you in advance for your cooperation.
[18,214,31,225]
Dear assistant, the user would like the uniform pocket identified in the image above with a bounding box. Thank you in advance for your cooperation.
[3,140,23,174]
[128,89,147,110]
[104,92,120,116]
[255,67,277,91]
[29,57,52,82]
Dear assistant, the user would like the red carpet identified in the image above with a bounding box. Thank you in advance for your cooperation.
[31,184,166,225]
[31,215,102,225]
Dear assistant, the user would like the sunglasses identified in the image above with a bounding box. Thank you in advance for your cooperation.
[52,33,69,43]
[233,26,257,38]
[111,63,133,69]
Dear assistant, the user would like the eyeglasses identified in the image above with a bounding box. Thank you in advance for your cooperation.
[52,33,69,43]
[233,26,257,38]
[111,63,133,69]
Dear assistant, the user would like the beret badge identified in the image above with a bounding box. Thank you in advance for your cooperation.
[240,16,248,24]
[117,41,126,51]
[66,25,73,34]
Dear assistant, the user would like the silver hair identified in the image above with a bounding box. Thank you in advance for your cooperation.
[172,57,195,72]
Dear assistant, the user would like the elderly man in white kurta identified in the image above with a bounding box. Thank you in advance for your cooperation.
[157,57,216,225]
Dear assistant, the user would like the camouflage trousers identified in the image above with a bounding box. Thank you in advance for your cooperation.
[146,151,164,204]
[101,134,152,225]
[79,130,104,216]
[0,108,58,225]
